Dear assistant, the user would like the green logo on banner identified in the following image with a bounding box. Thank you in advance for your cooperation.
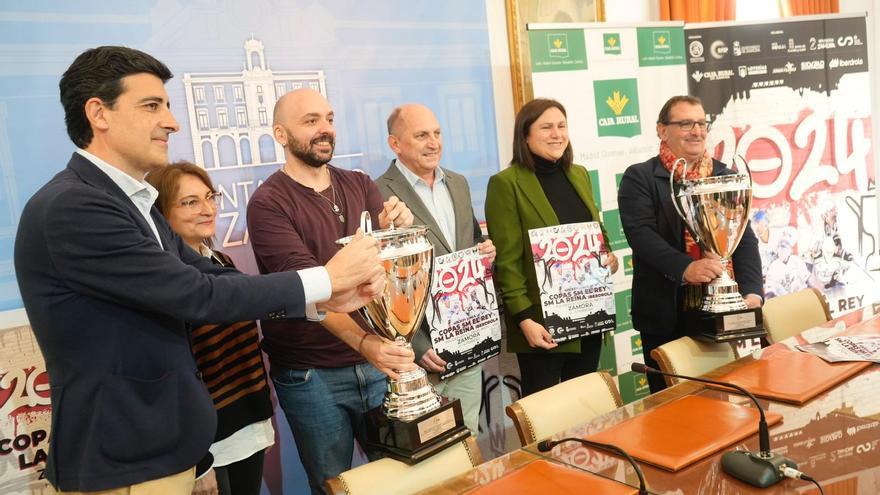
[630,333,643,355]
[615,172,624,189]
[593,78,641,138]
[603,33,621,54]
[598,335,617,375]
[653,30,671,54]
[601,209,629,251]
[636,27,685,66]
[618,371,651,403]
[624,254,634,276]
[615,289,633,332]
[529,29,588,72]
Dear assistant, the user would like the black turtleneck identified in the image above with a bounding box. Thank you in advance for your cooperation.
[533,154,593,225]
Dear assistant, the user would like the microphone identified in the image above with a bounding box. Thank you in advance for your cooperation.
[631,362,797,488]
[537,437,648,495]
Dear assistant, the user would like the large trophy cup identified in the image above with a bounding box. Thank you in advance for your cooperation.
[337,212,469,464]
[670,158,767,342]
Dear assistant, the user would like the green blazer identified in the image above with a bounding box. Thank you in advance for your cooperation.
[484,163,608,354]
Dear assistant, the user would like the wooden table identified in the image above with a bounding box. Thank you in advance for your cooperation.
[418,316,880,494]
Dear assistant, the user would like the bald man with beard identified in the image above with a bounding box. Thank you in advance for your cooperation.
[246,89,416,493]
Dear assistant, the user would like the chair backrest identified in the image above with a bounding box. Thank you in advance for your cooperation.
[762,287,832,344]
[505,371,623,447]
[324,436,483,495]
[650,336,737,388]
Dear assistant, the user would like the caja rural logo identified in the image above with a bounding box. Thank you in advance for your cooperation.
[593,78,641,138]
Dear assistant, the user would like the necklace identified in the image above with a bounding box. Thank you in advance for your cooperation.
[281,166,345,223]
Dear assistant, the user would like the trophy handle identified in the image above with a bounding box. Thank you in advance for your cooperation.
[668,157,702,245]
[360,210,373,235]
[732,154,753,187]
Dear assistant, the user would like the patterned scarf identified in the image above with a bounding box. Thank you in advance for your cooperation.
[659,141,730,310]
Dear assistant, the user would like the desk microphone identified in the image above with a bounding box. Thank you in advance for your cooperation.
[631,362,796,488]
[537,437,648,495]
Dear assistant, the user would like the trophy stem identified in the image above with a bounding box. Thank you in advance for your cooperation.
[702,257,748,312]
[384,339,442,421]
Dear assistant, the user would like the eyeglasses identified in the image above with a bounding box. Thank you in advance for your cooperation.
[177,191,222,211]
[664,120,711,132]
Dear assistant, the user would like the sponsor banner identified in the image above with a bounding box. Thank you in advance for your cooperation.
[603,33,622,55]
[636,27,685,66]
[593,78,642,138]
[601,209,629,251]
[426,247,501,380]
[617,371,651,403]
[623,254,634,276]
[0,326,51,494]
[598,335,618,376]
[612,328,644,375]
[614,289,634,333]
[529,222,616,342]
[687,15,879,318]
[529,29,588,72]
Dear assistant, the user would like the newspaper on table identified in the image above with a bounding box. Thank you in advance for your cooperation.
[528,222,616,343]
[425,246,501,380]
[796,335,880,364]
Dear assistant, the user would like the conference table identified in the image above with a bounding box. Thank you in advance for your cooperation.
[416,315,880,494]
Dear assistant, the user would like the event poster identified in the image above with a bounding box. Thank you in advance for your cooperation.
[529,222,616,342]
[686,15,879,319]
[0,326,51,494]
[425,247,501,380]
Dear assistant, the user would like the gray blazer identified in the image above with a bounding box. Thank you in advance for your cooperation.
[375,160,483,359]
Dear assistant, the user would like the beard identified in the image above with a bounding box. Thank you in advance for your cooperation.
[286,129,335,168]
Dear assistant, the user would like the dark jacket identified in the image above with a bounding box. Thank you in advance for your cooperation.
[617,155,763,336]
[14,153,305,491]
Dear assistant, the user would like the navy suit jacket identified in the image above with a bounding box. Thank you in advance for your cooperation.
[14,153,306,491]
[617,155,763,337]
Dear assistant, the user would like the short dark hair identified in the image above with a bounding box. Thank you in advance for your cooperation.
[511,98,573,172]
[60,46,173,148]
[656,95,703,124]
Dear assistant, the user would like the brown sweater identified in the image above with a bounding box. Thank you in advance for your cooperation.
[246,166,383,369]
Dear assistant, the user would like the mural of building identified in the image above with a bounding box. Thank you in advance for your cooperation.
[182,37,326,169]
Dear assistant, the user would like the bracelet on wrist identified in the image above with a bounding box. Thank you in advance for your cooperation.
[357,333,371,354]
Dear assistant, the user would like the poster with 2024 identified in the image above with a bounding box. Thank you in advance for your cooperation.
[426,247,501,380]
[529,222,616,343]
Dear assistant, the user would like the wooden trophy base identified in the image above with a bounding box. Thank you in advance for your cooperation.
[365,397,470,464]
[684,307,766,343]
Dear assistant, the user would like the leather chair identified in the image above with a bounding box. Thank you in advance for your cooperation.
[324,436,483,495]
[650,336,736,388]
[762,287,832,344]
[505,371,622,447]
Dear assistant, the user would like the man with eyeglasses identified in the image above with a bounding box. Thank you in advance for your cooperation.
[617,95,763,393]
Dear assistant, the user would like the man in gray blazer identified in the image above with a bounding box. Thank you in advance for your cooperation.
[375,104,495,435]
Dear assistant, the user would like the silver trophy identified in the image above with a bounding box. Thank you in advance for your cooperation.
[670,157,766,341]
[337,212,468,463]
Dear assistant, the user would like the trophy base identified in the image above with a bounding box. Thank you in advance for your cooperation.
[366,397,470,464]
[684,307,766,343]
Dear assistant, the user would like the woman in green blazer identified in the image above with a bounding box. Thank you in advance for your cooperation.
[485,98,619,397]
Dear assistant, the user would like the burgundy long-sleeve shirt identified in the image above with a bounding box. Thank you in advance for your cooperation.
[247,166,383,369]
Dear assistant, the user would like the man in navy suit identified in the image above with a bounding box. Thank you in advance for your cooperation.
[13,46,384,494]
